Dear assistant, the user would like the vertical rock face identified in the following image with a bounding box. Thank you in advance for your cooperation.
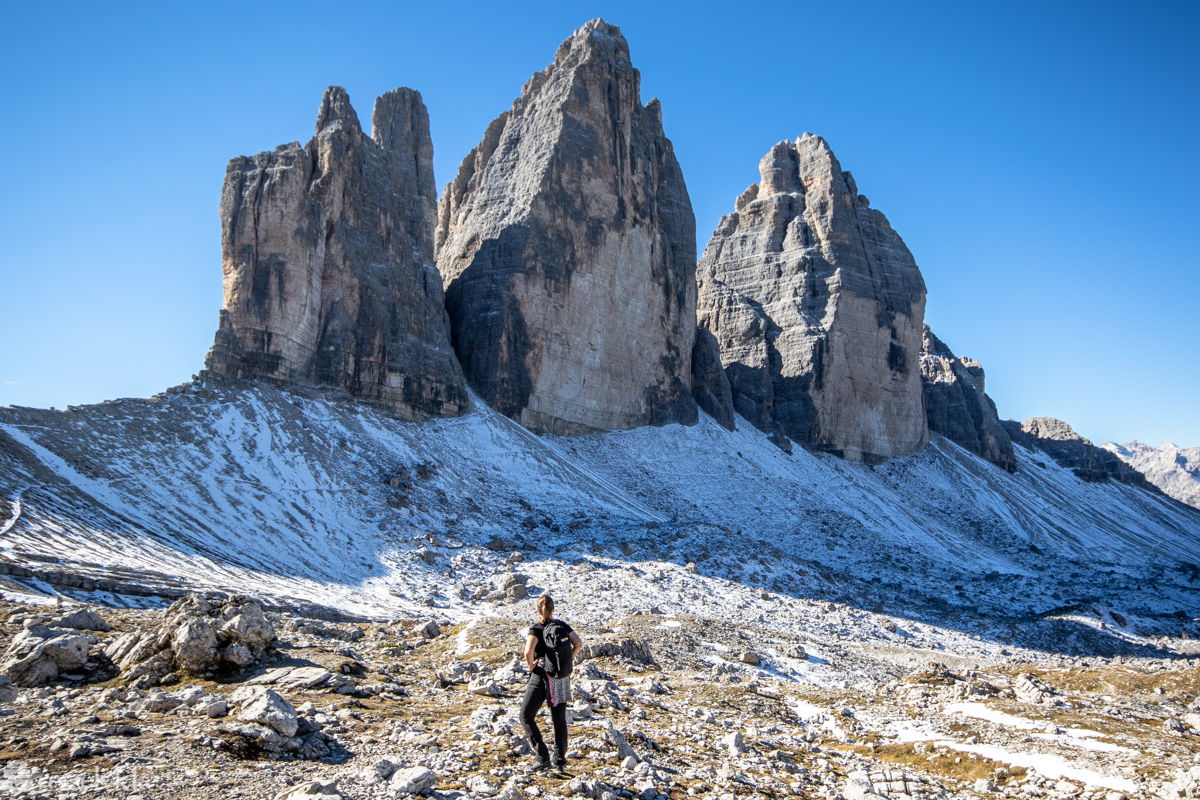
[919,326,1016,472]
[691,328,736,431]
[697,134,928,463]
[435,19,698,435]
[205,86,467,420]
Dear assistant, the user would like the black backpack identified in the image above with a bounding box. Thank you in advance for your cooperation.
[542,619,574,678]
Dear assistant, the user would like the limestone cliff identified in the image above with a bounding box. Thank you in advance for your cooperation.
[205,86,467,420]
[697,134,928,463]
[920,326,1016,472]
[435,19,698,435]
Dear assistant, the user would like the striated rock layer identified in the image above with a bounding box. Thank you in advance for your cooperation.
[697,134,928,463]
[920,326,1016,472]
[435,19,698,435]
[204,86,467,420]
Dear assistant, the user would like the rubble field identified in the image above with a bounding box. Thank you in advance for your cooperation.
[1,593,1198,800]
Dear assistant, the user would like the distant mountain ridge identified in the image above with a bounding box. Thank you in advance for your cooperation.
[1102,440,1200,510]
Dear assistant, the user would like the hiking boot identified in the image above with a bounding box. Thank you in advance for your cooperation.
[529,760,551,774]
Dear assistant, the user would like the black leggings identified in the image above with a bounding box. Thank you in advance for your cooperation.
[520,668,568,764]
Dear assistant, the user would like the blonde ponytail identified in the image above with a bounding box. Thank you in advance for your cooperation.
[537,594,554,624]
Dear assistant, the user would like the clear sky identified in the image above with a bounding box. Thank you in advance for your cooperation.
[2,1,1196,447]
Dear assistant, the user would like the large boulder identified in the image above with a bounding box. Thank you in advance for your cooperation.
[1,625,95,687]
[435,19,699,435]
[697,134,929,463]
[919,325,1016,472]
[204,85,467,420]
[232,686,299,737]
[106,594,276,684]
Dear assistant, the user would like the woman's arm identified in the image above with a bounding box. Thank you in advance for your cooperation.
[569,631,583,659]
[524,634,538,670]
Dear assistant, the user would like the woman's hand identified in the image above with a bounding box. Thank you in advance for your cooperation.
[569,631,583,660]
[524,634,538,670]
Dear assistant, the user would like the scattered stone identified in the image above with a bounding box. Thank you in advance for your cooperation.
[720,731,747,756]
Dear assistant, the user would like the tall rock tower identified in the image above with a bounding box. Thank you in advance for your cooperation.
[698,134,928,463]
[435,19,699,435]
[205,87,467,420]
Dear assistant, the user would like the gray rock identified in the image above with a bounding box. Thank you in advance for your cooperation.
[221,642,255,667]
[219,602,275,653]
[47,608,111,632]
[720,730,747,755]
[436,19,698,435]
[390,766,436,795]
[602,723,637,760]
[697,133,929,464]
[172,617,220,673]
[920,326,1016,472]
[413,620,441,639]
[467,775,499,797]
[274,779,342,800]
[109,594,276,683]
[1,626,94,687]
[234,686,299,737]
[468,678,503,697]
[205,85,467,421]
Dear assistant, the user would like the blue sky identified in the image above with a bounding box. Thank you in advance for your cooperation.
[2,1,1196,447]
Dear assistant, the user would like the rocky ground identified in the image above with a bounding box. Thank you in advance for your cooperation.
[1,587,1198,800]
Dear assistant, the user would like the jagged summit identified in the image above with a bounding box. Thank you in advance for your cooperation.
[314,84,358,131]
[435,18,698,435]
[697,134,929,463]
[1102,438,1200,509]
[204,85,466,420]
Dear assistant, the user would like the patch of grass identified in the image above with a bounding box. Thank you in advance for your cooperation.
[852,742,1026,785]
[1001,664,1200,701]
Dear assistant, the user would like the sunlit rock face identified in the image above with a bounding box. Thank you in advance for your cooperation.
[205,86,467,420]
[435,19,698,435]
[697,134,928,463]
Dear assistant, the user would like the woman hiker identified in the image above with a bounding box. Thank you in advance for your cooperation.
[521,594,583,773]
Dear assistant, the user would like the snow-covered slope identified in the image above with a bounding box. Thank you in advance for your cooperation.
[1102,439,1200,510]
[1,379,1197,632]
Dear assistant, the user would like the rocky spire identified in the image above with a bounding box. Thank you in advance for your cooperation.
[204,86,467,420]
[920,326,1016,472]
[697,134,929,463]
[434,19,699,435]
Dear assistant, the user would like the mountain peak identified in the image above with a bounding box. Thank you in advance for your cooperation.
[315,85,360,134]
